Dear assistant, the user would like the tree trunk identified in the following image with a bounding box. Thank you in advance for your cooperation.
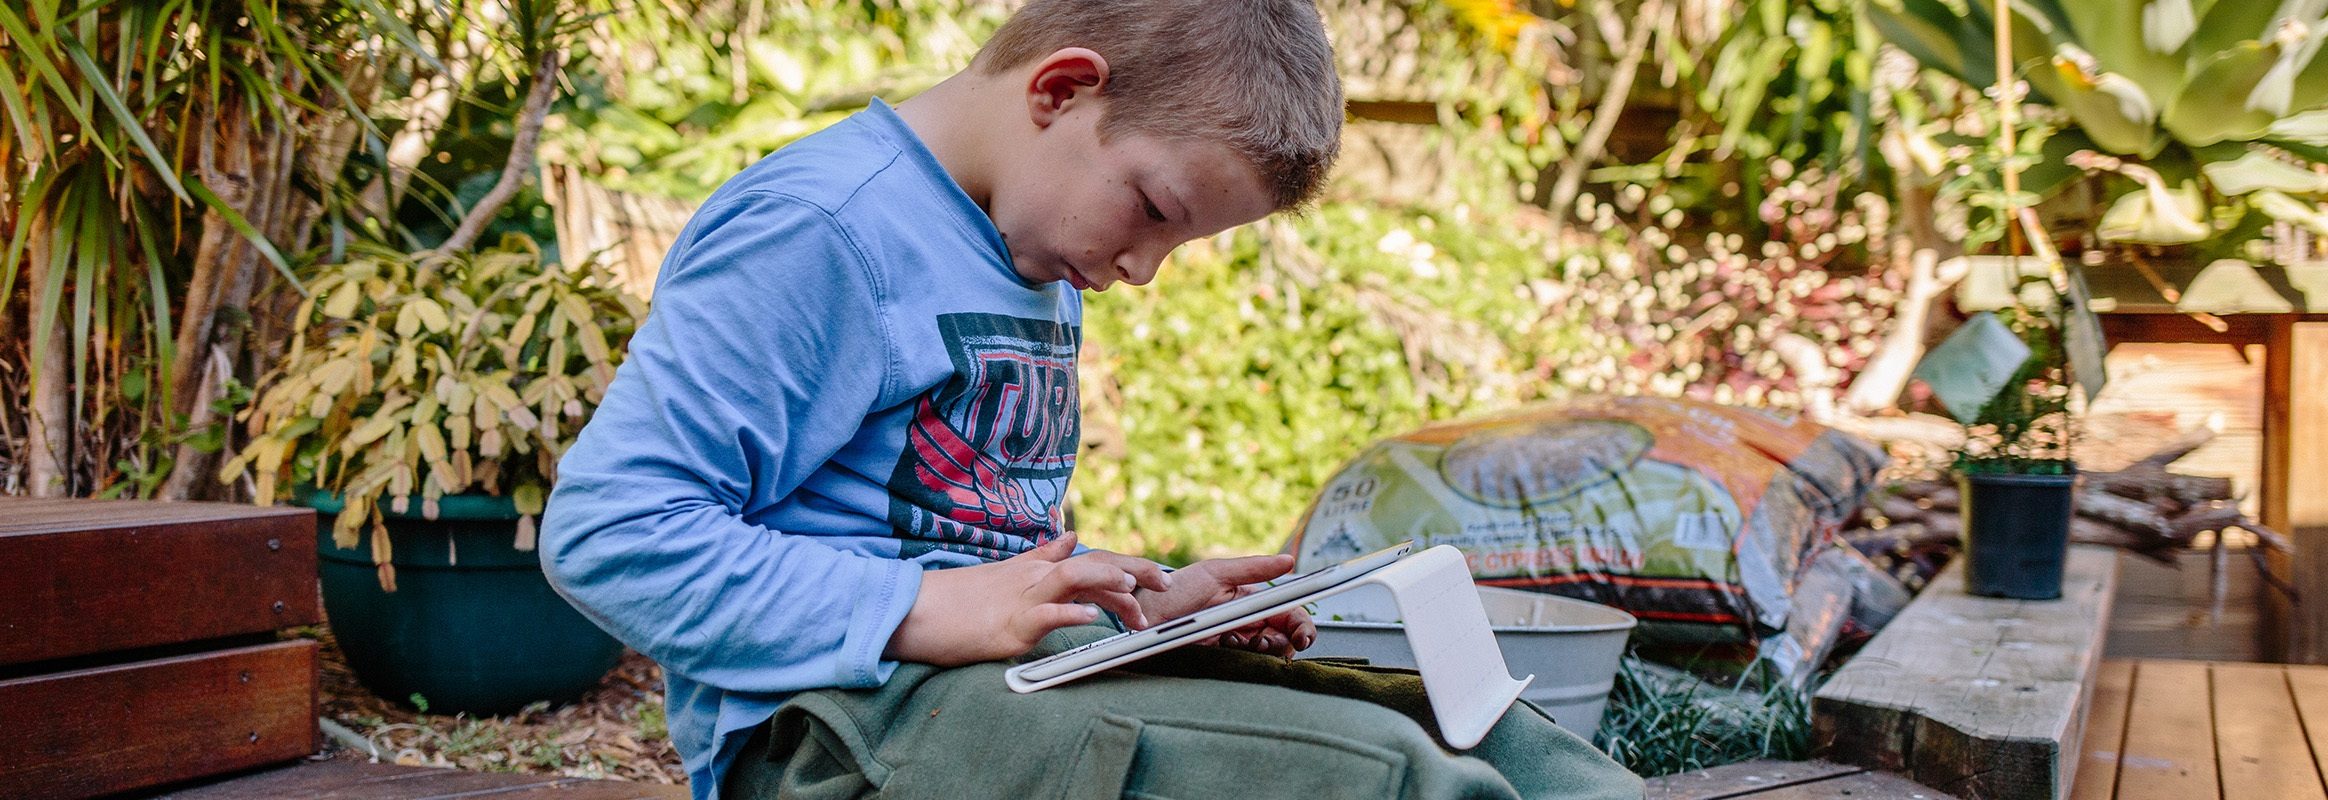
[435,48,562,255]
[26,214,71,497]
[167,100,251,427]
[163,112,287,501]
[1543,0,1661,232]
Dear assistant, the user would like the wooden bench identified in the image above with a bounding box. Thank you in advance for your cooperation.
[0,498,321,799]
[1812,544,2120,800]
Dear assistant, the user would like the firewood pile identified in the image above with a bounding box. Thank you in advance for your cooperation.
[1841,428,2293,593]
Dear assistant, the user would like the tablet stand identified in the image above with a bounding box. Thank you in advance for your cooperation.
[1314,545,1533,750]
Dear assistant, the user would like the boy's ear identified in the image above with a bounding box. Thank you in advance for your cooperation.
[1025,47,1109,129]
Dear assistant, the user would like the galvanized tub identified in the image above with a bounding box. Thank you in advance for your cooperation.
[1306,584,1637,740]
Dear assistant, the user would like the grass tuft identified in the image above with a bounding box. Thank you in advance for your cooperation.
[1593,656,1815,777]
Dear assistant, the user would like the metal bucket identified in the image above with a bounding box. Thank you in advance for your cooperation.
[1306,585,1637,740]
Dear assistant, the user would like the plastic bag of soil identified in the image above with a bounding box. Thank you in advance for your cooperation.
[1286,397,1888,655]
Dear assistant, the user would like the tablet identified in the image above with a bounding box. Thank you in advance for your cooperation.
[1004,540,1415,692]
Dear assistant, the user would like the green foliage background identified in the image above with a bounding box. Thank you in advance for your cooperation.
[1075,204,1589,560]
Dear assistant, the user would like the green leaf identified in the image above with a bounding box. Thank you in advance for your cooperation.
[2267,107,2328,143]
[512,483,545,516]
[60,37,185,203]
[323,280,363,319]
[2096,179,2211,243]
[0,4,101,160]
[2061,263,2109,402]
[2163,39,2286,146]
[0,54,45,161]
[2251,188,2328,234]
[2188,0,2298,58]
[2048,56,2161,155]
[2202,149,2328,193]
[2060,0,2185,101]
[186,178,301,294]
[1915,312,2035,425]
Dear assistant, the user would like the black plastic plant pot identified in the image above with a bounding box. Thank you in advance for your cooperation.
[1955,470,2078,600]
[301,488,622,716]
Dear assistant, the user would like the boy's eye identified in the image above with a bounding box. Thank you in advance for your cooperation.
[1140,193,1167,223]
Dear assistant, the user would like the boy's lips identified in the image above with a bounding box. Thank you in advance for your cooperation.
[1062,261,1103,291]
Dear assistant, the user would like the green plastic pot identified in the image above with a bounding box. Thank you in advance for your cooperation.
[300,488,622,715]
[1956,470,2077,600]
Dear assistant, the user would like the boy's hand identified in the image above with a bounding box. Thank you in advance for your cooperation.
[1134,554,1318,658]
[883,532,1170,666]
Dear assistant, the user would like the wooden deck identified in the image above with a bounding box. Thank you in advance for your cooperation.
[2074,658,2328,799]
[153,758,688,799]
[1645,760,1960,799]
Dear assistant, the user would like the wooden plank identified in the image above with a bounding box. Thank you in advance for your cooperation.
[0,497,312,536]
[0,503,318,666]
[154,760,419,798]
[2286,664,2328,796]
[2068,660,2132,800]
[294,768,569,799]
[451,778,692,799]
[2211,661,2326,800]
[2115,659,2219,800]
[1813,545,2117,800]
[0,640,317,800]
[1712,769,1963,799]
[2100,313,2278,348]
[1642,760,1863,800]
[156,760,687,800]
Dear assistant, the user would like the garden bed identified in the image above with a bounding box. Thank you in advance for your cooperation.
[316,628,683,785]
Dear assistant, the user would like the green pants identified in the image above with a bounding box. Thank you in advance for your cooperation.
[724,626,1643,800]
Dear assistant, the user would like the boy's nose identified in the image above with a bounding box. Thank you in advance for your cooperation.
[1115,248,1164,287]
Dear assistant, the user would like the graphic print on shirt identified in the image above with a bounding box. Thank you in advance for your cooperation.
[887,312,1080,560]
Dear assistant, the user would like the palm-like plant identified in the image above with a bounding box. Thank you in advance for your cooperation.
[0,2,571,501]
[0,1,415,498]
[1870,0,2328,253]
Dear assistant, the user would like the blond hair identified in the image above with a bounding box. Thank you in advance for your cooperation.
[975,0,1343,210]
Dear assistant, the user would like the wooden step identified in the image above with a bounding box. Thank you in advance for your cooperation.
[0,498,323,799]
[0,640,318,800]
[0,497,319,667]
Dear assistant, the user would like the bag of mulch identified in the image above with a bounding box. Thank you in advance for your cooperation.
[1286,396,1888,653]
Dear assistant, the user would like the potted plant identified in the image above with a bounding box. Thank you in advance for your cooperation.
[1917,276,2087,598]
[223,232,645,714]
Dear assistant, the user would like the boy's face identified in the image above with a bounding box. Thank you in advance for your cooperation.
[988,52,1276,292]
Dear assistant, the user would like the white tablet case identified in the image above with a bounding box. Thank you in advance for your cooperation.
[1004,544,1531,749]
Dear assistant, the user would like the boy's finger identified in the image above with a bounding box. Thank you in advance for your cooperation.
[1194,553,1296,587]
[1020,531,1079,562]
[1074,550,1172,591]
[1037,560,1148,628]
[1054,584,1144,629]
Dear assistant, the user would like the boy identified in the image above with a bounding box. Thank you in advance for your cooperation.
[542,2,1640,797]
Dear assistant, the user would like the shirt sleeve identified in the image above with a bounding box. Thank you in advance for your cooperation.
[540,189,920,694]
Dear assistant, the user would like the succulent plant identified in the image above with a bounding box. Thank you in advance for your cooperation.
[1871,0,2328,252]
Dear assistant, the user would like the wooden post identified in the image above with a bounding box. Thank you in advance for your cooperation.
[2265,321,2328,663]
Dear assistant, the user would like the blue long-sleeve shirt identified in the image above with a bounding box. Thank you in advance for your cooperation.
[540,100,1083,798]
